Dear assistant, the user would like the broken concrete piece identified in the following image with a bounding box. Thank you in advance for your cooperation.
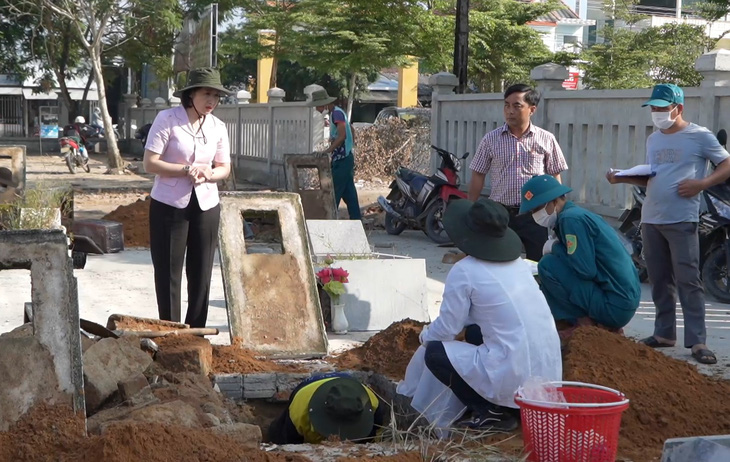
[211,423,263,448]
[94,400,204,435]
[118,373,151,402]
[107,314,188,331]
[284,154,337,220]
[155,335,213,375]
[0,323,33,339]
[83,337,153,412]
[213,374,243,400]
[663,435,730,462]
[219,192,328,358]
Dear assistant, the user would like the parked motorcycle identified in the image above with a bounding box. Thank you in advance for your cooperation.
[617,129,730,302]
[58,136,90,174]
[378,145,468,244]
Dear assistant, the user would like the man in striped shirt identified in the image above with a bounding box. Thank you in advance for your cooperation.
[468,84,568,261]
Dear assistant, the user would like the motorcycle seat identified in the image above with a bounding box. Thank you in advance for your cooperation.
[398,168,429,195]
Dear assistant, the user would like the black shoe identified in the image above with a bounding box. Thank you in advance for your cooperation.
[459,409,519,432]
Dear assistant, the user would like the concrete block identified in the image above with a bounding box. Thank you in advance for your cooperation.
[284,154,337,220]
[662,435,730,462]
[331,258,430,331]
[274,372,312,400]
[218,192,328,358]
[155,335,213,375]
[117,373,151,402]
[0,145,26,191]
[72,219,124,253]
[213,374,243,400]
[96,400,204,435]
[242,373,277,399]
[83,337,153,412]
[306,220,372,258]
[210,423,262,448]
[0,229,85,428]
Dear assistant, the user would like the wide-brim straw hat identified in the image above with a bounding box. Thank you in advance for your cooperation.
[173,67,233,98]
[443,199,522,262]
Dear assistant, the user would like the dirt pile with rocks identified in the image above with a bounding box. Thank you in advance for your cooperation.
[102,197,150,248]
[0,403,308,462]
[333,319,426,380]
[564,327,730,461]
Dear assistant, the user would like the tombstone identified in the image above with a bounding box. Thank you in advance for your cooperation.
[218,192,328,358]
[306,220,371,260]
[662,435,730,462]
[0,145,26,192]
[0,229,85,430]
[284,154,337,220]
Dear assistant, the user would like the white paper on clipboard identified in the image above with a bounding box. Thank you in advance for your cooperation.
[608,164,656,177]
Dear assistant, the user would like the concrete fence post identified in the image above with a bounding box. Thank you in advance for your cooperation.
[428,72,458,173]
[267,87,286,103]
[695,41,730,131]
[530,63,568,129]
[237,90,252,105]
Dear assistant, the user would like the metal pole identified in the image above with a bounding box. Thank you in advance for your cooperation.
[453,0,469,94]
[676,0,682,20]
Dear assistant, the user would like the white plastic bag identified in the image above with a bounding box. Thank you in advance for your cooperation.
[519,376,567,405]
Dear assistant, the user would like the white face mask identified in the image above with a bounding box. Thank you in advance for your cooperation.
[532,204,557,229]
[651,110,676,130]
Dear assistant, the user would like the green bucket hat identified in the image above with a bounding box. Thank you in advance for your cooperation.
[442,199,522,262]
[310,89,337,107]
[519,175,572,214]
[173,68,233,98]
[308,378,374,441]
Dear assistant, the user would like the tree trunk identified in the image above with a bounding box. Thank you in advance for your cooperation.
[346,73,357,121]
[89,46,124,174]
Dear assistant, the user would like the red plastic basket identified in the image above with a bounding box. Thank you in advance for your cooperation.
[514,381,629,462]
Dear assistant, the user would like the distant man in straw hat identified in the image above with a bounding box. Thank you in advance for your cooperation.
[397,199,562,433]
[520,175,640,333]
[311,90,361,220]
[268,372,385,444]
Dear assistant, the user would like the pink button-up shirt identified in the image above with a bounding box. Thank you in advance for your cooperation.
[145,105,231,211]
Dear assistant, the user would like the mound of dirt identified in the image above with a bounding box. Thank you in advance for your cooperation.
[212,338,306,374]
[102,197,150,248]
[333,319,426,380]
[0,403,309,462]
[564,327,730,461]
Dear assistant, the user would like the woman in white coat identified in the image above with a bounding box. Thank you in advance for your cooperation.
[396,199,562,432]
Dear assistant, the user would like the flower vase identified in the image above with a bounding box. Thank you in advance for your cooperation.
[331,298,349,334]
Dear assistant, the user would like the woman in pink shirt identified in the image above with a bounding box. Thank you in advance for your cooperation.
[143,68,232,327]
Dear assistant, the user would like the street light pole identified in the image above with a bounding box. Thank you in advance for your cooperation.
[453,0,470,94]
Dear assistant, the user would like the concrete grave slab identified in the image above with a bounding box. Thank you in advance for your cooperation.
[663,435,730,462]
[0,229,85,429]
[0,145,26,192]
[218,192,328,358]
[284,154,336,220]
[306,220,372,259]
[331,258,430,331]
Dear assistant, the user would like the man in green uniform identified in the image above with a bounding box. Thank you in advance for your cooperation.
[519,175,641,329]
[268,373,385,444]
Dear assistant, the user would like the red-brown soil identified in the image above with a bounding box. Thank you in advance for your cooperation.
[102,197,150,248]
[333,319,426,380]
[0,403,309,462]
[563,326,730,462]
[212,338,306,374]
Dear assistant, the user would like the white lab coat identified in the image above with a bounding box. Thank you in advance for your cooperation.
[396,256,562,432]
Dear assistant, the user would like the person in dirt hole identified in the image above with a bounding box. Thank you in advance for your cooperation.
[519,175,641,335]
[396,199,562,433]
[267,372,385,444]
[142,67,233,328]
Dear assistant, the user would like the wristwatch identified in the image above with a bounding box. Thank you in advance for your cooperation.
[182,165,191,174]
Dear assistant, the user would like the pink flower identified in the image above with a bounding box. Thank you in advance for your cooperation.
[316,268,333,284]
[331,267,349,283]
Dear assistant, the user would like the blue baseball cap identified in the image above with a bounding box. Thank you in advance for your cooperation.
[642,84,684,107]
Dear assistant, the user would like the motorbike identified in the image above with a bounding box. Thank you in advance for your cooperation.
[378,145,468,244]
[58,136,90,174]
[617,129,730,302]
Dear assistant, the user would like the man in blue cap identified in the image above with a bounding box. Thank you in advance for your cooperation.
[520,175,641,331]
[607,83,730,364]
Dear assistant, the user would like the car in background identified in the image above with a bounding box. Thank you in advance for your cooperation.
[352,106,430,130]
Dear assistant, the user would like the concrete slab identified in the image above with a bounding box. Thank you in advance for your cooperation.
[0,229,85,429]
[218,192,328,358]
[307,220,372,259]
[662,435,730,462]
[331,257,430,331]
[284,154,336,220]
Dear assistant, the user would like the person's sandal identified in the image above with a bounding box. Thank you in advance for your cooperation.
[692,348,717,365]
[639,336,674,348]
